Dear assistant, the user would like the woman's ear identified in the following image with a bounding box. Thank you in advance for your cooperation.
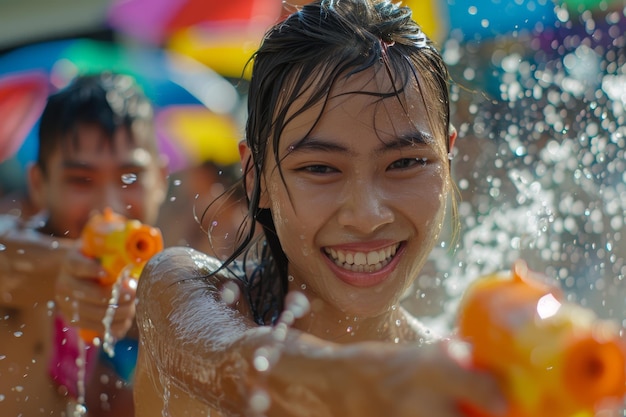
[239,141,270,209]
[449,125,457,152]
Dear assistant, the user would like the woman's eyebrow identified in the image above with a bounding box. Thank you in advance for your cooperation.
[287,136,355,155]
[374,132,434,154]
[286,131,434,155]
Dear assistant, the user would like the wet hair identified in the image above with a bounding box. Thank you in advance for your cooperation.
[37,72,156,174]
[222,0,453,325]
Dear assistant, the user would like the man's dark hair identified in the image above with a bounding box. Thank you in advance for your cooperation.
[37,73,156,173]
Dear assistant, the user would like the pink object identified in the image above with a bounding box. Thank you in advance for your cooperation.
[107,0,282,44]
[107,0,185,44]
[48,315,98,399]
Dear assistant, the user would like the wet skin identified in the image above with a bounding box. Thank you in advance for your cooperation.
[0,124,166,416]
[258,68,452,341]
[131,66,509,417]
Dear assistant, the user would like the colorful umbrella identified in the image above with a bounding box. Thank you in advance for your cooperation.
[156,105,241,172]
[446,0,558,41]
[107,0,283,79]
[167,0,446,78]
[0,71,49,162]
[0,38,241,170]
[559,0,624,13]
[107,0,282,45]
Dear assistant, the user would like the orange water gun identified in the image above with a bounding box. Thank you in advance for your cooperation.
[79,208,164,341]
[457,260,626,417]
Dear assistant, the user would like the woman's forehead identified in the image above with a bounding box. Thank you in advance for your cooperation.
[278,67,445,150]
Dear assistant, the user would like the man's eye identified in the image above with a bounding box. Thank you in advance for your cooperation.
[66,176,93,185]
[389,157,428,170]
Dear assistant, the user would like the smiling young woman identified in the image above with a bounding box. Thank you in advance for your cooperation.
[133,1,506,416]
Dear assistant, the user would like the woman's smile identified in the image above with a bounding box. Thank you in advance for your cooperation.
[323,241,401,272]
[322,241,406,288]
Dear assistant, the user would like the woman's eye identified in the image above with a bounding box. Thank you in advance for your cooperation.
[389,157,428,170]
[301,165,337,174]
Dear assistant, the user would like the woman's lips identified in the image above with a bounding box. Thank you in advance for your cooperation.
[322,242,404,287]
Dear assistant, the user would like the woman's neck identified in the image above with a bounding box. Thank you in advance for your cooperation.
[292,301,430,344]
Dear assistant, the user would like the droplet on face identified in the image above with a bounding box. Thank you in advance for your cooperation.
[121,173,137,185]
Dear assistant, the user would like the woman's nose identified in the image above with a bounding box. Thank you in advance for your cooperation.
[336,180,394,234]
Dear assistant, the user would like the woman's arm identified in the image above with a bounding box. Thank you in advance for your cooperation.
[135,246,506,417]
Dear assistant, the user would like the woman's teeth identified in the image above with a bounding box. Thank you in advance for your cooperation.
[325,243,399,272]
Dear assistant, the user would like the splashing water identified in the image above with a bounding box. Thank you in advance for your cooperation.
[100,270,129,358]
[415,4,626,335]
[70,341,89,417]
[247,291,310,415]
[65,269,128,415]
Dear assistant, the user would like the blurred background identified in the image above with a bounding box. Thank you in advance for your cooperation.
[1,0,626,328]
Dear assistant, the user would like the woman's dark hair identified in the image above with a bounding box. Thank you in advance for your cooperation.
[220,0,452,325]
[37,72,156,174]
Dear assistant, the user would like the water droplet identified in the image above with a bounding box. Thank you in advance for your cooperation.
[120,173,137,185]
[248,388,271,414]
[253,350,271,372]
[220,281,240,305]
[284,291,310,319]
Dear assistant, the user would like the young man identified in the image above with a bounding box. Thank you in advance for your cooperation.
[0,73,168,416]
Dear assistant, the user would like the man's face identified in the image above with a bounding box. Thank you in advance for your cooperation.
[30,123,167,238]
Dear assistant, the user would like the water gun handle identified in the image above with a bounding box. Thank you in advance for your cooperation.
[457,260,626,417]
[78,208,164,342]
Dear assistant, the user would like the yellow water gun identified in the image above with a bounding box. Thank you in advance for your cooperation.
[457,260,626,417]
[79,207,163,341]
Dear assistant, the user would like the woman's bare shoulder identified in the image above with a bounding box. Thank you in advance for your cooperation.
[137,246,255,337]
[139,246,244,297]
